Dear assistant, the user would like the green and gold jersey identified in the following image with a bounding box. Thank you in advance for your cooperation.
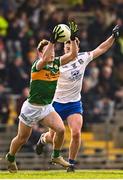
[28,57,60,105]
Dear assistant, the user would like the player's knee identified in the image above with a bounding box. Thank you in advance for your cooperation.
[57,126,65,135]
[50,133,54,140]
[72,130,81,140]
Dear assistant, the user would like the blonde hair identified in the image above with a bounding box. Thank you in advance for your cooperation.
[37,39,49,52]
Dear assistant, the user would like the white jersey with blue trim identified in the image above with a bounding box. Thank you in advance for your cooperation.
[53,51,93,103]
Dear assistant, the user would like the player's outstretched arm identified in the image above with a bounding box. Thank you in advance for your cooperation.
[42,26,65,62]
[36,42,55,70]
[60,21,78,65]
[36,26,64,70]
[91,25,120,59]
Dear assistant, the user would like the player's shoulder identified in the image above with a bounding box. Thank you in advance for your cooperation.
[77,52,88,61]
[78,52,86,56]
[78,52,90,57]
[78,51,92,59]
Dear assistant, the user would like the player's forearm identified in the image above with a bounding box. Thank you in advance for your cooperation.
[98,35,115,53]
[36,42,54,70]
[36,58,48,70]
[70,40,78,58]
[60,40,78,65]
[42,42,54,62]
[92,35,115,59]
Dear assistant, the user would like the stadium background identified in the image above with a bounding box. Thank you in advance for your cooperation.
[0,0,123,170]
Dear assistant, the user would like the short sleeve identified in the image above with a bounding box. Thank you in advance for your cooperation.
[78,51,93,66]
[54,57,61,67]
[31,60,40,72]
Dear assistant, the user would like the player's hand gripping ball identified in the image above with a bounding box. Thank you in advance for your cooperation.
[53,24,71,43]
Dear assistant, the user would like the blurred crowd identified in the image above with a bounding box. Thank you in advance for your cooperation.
[0,0,123,130]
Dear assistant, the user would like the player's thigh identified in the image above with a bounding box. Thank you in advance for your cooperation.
[17,121,32,140]
[67,114,83,133]
[41,111,65,132]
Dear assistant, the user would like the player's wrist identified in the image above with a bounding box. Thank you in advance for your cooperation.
[49,38,56,44]
[70,34,76,41]
[50,33,57,44]
[111,34,115,39]
[70,37,76,41]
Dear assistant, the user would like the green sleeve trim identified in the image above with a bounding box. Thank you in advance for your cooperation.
[54,57,61,67]
[31,59,40,72]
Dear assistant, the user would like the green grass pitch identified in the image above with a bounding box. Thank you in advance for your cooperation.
[0,170,123,179]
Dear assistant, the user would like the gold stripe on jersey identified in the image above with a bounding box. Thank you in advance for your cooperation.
[31,69,59,81]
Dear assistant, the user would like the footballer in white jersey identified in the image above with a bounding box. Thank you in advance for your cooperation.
[53,51,93,121]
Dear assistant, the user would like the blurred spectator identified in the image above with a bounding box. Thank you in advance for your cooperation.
[80,29,90,51]
[25,50,37,75]
[115,86,123,109]
[82,79,96,124]
[99,66,117,100]
[104,56,114,68]
[0,9,8,37]
[0,82,10,127]
[46,10,67,31]
[8,55,29,94]
[93,97,114,123]
[0,38,7,82]
[18,0,41,18]
[16,87,29,116]
[87,9,106,48]
[85,67,99,89]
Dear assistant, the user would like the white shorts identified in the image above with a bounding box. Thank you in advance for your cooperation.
[19,100,55,127]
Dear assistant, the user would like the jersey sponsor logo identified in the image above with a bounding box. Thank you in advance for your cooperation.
[54,64,59,70]
[31,69,59,81]
[46,62,58,70]
[71,63,77,69]
[78,59,84,64]
[45,63,59,74]
[69,70,82,81]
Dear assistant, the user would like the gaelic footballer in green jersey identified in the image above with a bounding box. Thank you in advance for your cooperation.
[28,56,60,105]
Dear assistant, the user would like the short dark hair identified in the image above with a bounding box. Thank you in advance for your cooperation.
[65,37,80,47]
[37,39,49,52]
